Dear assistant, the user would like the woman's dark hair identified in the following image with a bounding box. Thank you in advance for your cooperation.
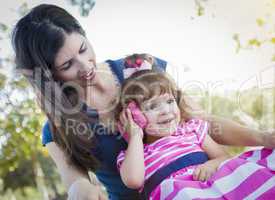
[12,4,85,71]
[12,4,100,172]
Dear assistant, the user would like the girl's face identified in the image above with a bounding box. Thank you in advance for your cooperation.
[141,93,181,141]
[53,32,96,88]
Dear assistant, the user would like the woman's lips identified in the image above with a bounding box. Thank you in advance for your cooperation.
[85,68,95,80]
[79,68,96,82]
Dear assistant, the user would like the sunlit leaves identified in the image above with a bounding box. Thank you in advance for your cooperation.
[10,77,28,90]
[17,2,29,16]
[195,0,205,16]
[0,73,7,89]
[68,0,96,16]
[248,38,261,47]
[233,12,275,61]
[0,23,8,33]
[194,0,209,16]
[256,18,265,27]
[233,34,241,53]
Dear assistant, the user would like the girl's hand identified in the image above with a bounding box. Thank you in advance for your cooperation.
[119,108,143,140]
[193,159,223,181]
[68,178,107,200]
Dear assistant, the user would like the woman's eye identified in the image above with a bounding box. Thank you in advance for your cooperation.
[79,45,87,54]
[61,61,72,71]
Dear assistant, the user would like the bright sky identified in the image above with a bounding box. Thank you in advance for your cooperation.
[1,0,275,92]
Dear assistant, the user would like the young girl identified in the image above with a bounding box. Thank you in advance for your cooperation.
[116,69,275,200]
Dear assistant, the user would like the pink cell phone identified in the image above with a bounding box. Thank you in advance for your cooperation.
[118,101,148,142]
[127,101,148,129]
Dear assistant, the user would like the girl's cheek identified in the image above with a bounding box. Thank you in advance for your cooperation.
[145,125,158,136]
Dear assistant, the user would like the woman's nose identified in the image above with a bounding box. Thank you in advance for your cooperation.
[77,58,94,74]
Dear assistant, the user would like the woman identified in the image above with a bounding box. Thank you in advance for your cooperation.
[12,4,275,200]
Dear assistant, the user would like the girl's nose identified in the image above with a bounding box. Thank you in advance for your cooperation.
[159,104,170,115]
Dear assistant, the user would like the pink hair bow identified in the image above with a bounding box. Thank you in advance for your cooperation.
[123,60,153,79]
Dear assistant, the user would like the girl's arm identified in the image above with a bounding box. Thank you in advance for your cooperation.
[46,142,107,200]
[193,134,230,181]
[119,109,145,189]
[201,134,229,160]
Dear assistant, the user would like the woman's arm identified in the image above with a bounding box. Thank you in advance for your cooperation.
[204,115,275,148]
[46,142,107,200]
[119,109,145,189]
[182,94,275,148]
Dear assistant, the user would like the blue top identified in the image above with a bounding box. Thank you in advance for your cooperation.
[42,56,167,200]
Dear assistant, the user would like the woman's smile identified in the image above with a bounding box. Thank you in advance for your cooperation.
[79,67,97,85]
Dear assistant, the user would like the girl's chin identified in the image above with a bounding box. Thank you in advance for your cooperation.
[147,127,177,137]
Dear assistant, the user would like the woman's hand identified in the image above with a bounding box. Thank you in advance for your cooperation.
[262,130,275,149]
[68,178,107,200]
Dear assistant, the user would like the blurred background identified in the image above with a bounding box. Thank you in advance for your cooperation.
[0,0,274,199]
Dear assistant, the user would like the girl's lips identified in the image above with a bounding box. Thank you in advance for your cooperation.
[158,118,174,125]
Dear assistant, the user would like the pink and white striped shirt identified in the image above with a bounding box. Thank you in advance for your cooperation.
[117,118,209,186]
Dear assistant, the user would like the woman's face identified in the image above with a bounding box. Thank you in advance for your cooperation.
[53,32,96,88]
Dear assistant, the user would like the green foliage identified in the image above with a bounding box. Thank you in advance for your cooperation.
[0,23,8,32]
[233,34,241,53]
[0,73,7,89]
[256,18,265,27]
[248,38,261,47]
[0,3,66,199]
[17,2,29,16]
[68,0,95,16]
[196,87,275,154]
[233,11,275,61]
[195,0,205,16]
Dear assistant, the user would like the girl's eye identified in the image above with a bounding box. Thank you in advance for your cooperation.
[167,98,175,104]
[149,103,158,110]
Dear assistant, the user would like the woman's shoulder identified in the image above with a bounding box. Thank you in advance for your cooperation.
[42,121,53,146]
